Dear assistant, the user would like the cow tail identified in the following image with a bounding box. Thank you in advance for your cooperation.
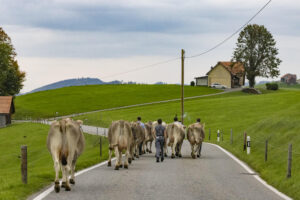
[60,120,68,166]
[168,124,175,146]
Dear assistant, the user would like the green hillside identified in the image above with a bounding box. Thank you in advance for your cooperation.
[0,123,108,200]
[14,85,220,119]
[74,89,300,199]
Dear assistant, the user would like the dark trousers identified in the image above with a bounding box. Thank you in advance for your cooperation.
[155,138,164,159]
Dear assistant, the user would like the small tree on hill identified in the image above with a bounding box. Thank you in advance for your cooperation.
[232,24,281,88]
[190,81,195,86]
[0,27,25,96]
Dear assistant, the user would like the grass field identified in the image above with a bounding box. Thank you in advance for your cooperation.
[14,85,221,120]
[0,123,108,200]
[73,89,300,199]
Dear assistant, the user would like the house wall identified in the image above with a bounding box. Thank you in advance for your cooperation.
[196,77,208,86]
[0,115,6,128]
[208,65,231,88]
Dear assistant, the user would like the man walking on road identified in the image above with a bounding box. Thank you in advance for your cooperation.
[154,119,166,162]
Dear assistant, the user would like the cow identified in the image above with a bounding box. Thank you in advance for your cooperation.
[166,122,185,158]
[187,122,205,158]
[130,121,146,158]
[152,121,168,156]
[144,121,154,153]
[107,120,134,170]
[47,118,85,193]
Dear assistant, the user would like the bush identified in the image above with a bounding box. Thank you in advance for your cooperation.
[266,83,278,90]
[190,81,195,86]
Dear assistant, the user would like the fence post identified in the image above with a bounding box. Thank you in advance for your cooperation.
[217,130,220,142]
[21,145,27,184]
[243,132,247,151]
[230,129,233,144]
[209,128,211,141]
[100,137,102,157]
[247,136,251,155]
[265,140,268,162]
[287,143,292,178]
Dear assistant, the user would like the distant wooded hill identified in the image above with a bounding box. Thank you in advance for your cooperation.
[29,78,122,93]
[28,78,167,93]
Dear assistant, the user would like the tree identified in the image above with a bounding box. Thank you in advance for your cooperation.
[232,24,281,88]
[0,27,25,96]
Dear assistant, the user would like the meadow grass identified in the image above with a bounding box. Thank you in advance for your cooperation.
[0,123,108,200]
[74,89,300,199]
[14,85,220,119]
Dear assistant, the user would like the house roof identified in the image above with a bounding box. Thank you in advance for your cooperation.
[281,73,297,79]
[195,75,208,79]
[206,61,245,76]
[0,96,15,114]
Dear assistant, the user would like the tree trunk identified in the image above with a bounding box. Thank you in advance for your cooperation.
[248,75,256,88]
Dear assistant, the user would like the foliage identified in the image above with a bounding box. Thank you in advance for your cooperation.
[232,24,281,88]
[74,89,300,199]
[0,27,25,96]
[14,85,221,119]
[0,123,108,200]
[266,83,279,90]
[190,81,195,86]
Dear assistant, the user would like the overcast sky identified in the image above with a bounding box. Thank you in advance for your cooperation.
[1,0,299,92]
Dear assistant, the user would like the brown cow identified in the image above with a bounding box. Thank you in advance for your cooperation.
[107,120,134,170]
[131,121,146,158]
[47,118,85,193]
[166,122,185,158]
[187,122,205,158]
[144,121,154,153]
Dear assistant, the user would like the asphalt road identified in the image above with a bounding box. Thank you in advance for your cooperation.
[41,141,283,200]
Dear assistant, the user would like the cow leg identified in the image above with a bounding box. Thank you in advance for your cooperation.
[178,141,183,158]
[114,146,120,170]
[164,140,168,157]
[197,142,202,157]
[54,159,60,193]
[108,148,112,167]
[124,149,129,169]
[149,141,153,153]
[191,144,196,159]
[135,144,139,158]
[171,139,177,158]
[70,158,77,184]
[62,165,71,191]
[118,149,123,168]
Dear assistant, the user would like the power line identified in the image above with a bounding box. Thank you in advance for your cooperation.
[100,57,180,80]
[186,0,272,59]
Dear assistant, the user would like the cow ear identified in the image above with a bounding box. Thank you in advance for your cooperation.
[76,120,83,125]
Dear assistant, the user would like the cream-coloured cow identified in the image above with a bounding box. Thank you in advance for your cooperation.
[131,121,146,158]
[166,122,185,158]
[47,118,85,193]
[152,121,168,156]
[107,120,134,170]
[144,121,154,153]
[187,122,205,158]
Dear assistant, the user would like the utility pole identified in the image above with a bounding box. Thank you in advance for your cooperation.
[181,49,185,124]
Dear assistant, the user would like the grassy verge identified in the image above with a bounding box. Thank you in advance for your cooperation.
[0,123,108,200]
[14,85,220,119]
[74,89,300,199]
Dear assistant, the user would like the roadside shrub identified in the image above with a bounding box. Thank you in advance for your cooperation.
[190,81,195,86]
[266,83,278,90]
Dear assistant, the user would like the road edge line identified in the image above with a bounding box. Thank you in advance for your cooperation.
[206,143,292,200]
[32,158,116,200]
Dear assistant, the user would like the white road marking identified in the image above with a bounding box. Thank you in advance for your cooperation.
[207,143,292,200]
[32,158,116,200]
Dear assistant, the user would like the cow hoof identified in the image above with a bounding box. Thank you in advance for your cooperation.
[164,153,168,157]
[69,179,75,185]
[61,181,66,188]
[175,152,179,157]
[143,150,146,154]
[115,166,119,170]
[128,158,132,164]
[171,154,175,159]
[136,155,139,158]
[119,164,123,168]
[149,150,152,153]
[192,154,196,159]
[132,157,135,160]
[146,149,149,152]
[54,182,60,193]
[65,185,71,191]
[197,154,200,158]
[108,161,111,167]
[124,164,128,169]
[179,154,182,158]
